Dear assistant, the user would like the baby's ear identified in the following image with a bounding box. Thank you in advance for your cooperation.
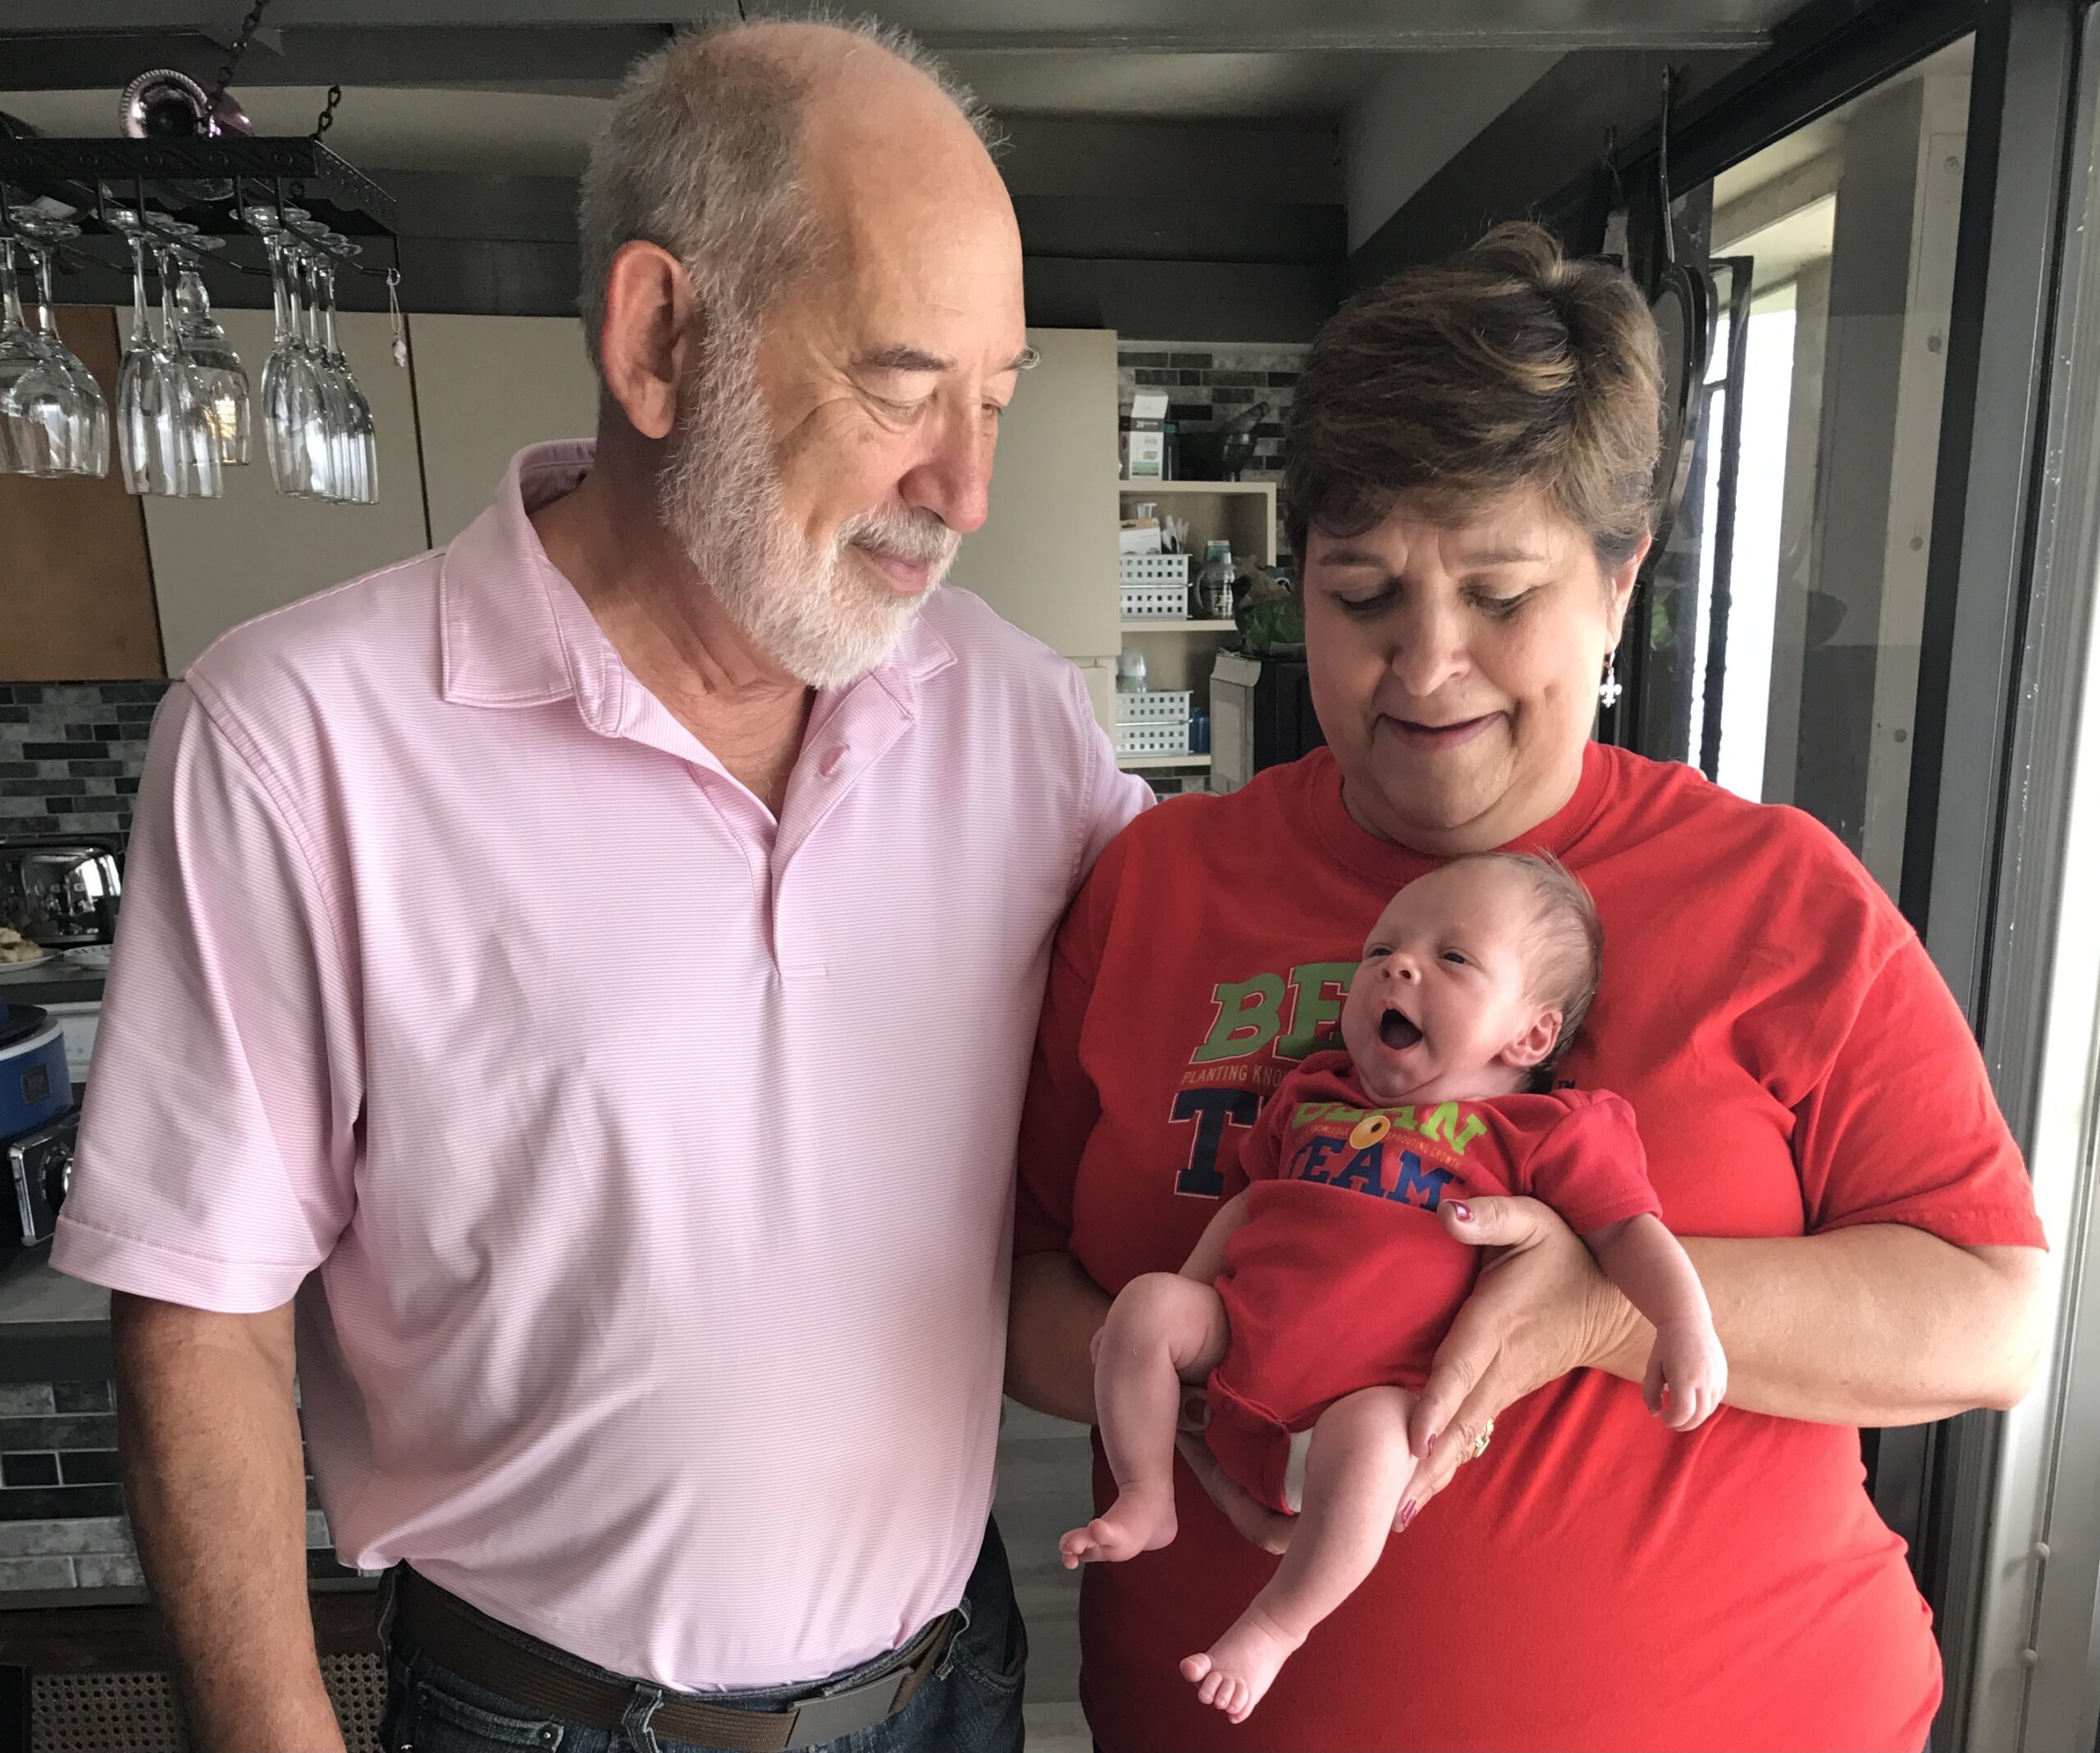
[1500,1009,1563,1070]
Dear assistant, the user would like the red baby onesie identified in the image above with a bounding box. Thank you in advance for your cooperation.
[1205,1049,1663,1513]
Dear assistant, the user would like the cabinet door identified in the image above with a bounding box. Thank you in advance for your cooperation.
[948,327,1121,660]
[143,308,428,674]
[0,308,162,678]
[409,313,600,546]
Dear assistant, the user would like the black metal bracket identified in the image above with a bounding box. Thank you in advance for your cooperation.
[0,135,396,238]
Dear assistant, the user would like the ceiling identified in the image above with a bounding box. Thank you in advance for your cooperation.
[0,0,1820,253]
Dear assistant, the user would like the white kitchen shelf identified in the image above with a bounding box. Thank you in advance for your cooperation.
[1119,753,1214,770]
[1119,479,1277,496]
[1121,619,1236,632]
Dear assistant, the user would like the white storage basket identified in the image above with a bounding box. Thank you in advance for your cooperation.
[1120,552,1192,622]
[1113,720,1194,758]
[1116,689,1193,724]
[1121,585,1188,621]
[1120,552,1191,586]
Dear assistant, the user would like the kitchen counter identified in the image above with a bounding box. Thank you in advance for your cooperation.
[0,963,106,1009]
[0,1249,112,1381]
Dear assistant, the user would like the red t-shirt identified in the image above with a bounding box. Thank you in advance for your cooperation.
[1217,1061,1659,1425]
[1014,744,2045,1753]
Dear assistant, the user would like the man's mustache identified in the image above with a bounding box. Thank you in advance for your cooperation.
[841,509,960,568]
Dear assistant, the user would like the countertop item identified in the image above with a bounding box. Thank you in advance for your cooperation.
[0,838,121,951]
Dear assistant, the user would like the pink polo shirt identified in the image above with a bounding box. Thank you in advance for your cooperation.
[53,441,1148,1691]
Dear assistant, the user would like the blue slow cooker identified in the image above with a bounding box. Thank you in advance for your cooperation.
[0,1004,71,1139]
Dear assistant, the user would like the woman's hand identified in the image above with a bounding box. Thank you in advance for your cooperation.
[1173,1422,1294,1556]
[1397,1195,1639,1524]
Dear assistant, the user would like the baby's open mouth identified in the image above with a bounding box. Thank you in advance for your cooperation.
[1378,1006,1423,1051]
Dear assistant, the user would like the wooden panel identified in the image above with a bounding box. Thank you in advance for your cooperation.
[409,313,600,546]
[0,308,163,680]
[143,308,430,676]
[948,327,1121,660]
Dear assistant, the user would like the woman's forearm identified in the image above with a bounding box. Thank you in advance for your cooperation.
[1007,1249,1113,1425]
[1591,1225,2047,1425]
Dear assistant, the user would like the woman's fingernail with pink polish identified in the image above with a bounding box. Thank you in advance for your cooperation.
[1449,1202,1472,1222]
[1399,1500,1418,1527]
[1425,1431,1436,1454]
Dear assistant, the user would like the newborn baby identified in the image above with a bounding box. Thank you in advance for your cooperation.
[1061,851,1726,1723]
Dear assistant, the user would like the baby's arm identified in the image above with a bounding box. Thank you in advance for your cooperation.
[1585,1214,1728,1430]
[1180,1191,1253,1285]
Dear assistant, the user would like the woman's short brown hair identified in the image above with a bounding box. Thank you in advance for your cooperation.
[1285,221,1662,573]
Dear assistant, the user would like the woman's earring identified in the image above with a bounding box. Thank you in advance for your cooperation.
[1599,653,1623,710]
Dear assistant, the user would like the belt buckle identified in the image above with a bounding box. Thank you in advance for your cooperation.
[783,1669,907,1749]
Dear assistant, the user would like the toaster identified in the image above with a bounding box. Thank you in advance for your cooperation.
[0,836,122,948]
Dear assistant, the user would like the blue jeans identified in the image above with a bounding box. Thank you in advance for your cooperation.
[375,1518,1025,1753]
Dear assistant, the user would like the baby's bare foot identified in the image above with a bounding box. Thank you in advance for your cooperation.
[1057,1486,1178,1568]
[1180,1605,1303,1723]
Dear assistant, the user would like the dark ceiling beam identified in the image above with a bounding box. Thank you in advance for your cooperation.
[1348,45,1753,284]
[0,25,670,90]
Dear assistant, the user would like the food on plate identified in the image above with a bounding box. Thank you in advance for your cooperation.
[0,927,43,964]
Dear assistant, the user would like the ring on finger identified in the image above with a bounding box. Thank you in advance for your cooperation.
[1468,1419,1495,1462]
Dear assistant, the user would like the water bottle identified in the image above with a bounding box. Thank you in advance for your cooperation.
[1195,541,1236,619]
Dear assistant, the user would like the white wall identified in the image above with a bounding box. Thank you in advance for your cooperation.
[409,313,601,546]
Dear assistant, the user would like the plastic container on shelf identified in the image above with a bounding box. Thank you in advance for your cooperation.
[1116,649,1148,693]
[1194,540,1237,619]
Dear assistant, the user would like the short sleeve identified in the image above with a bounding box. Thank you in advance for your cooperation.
[1233,1074,1301,1187]
[49,685,363,1311]
[1795,932,2045,1247]
[1516,1094,1664,1235]
[1071,669,1152,882]
[1013,835,1125,1258]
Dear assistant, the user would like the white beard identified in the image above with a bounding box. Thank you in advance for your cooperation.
[658,329,961,689]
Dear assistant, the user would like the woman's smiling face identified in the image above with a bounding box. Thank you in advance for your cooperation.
[1302,489,1644,856]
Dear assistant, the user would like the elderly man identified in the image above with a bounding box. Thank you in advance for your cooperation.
[52,21,1146,1753]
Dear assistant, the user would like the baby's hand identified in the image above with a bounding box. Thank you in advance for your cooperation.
[1642,1319,1727,1431]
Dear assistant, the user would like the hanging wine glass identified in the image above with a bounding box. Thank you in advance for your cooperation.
[110,208,220,498]
[167,236,251,466]
[247,203,329,499]
[153,236,225,495]
[0,235,81,477]
[3,215,107,477]
[307,242,376,504]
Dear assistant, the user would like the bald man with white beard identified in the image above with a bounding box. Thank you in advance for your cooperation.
[54,21,1148,1753]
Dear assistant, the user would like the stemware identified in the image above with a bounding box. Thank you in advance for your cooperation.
[248,204,330,498]
[167,240,251,466]
[308,247,377,504]
[111,209,221,498]
[0,236,77,477]
[2,215,107,477]
[153,238,226,493]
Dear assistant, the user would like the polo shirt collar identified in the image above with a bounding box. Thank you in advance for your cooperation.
[439,441,955,737]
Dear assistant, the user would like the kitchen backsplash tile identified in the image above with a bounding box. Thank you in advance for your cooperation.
[0,1376,347,1594]
[1117,338,1305,559]
[0,682,170,842]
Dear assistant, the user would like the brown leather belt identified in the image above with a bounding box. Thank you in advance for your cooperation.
[394,1567,957,1752]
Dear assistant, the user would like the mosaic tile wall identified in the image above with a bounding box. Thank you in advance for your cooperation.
[0,1379,357,1592]
[0,682,171,842]
[1117,337,1307,558]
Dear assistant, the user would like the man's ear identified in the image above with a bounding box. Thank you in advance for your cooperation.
[596,240,699,442]
[1499,1009,1563,1071]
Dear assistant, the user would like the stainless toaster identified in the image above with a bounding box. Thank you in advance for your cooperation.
[0,837,123,948]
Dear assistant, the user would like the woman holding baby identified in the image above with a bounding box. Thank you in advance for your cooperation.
[1004,222,2048,1751]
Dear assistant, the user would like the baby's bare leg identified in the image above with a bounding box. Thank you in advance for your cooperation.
[1182,1386,1418,1723]
[1060,1273,1230,1568]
